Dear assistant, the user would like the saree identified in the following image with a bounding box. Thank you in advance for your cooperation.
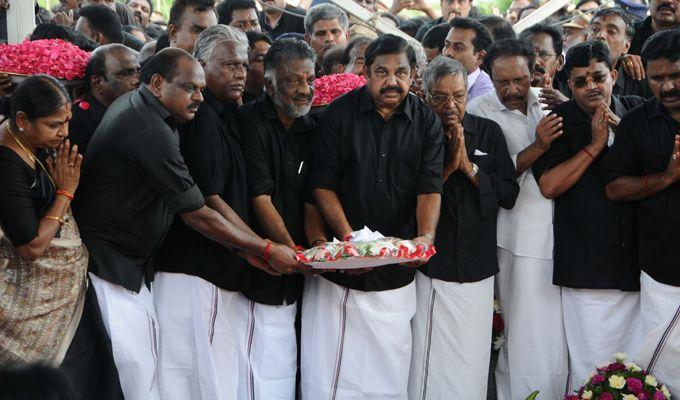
[0,210,88,365]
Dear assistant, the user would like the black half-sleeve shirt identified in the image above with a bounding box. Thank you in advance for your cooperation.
[533,96,644,290]
[309,87,445,292]
[155,90,250,292]
[259,4,306,38]
[421,113,518,283]
[605,97,680,287]
[73,86,205,292]
[238,93,314,305]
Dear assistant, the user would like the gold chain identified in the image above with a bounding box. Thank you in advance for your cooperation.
[6,123,56,189]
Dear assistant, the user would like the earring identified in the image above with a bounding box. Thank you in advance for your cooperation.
[18,127,24,132]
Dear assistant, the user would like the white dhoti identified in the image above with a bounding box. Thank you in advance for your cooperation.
[562,288,641,392]
[635,272,680,396]
[153,272,244,400]
[89,272,161,400]
[237,298,298,400]
[301,276,416,400]
[409,271,494,400]
[495,248,568,400]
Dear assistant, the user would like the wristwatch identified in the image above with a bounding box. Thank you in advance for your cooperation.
[467,163,479,179]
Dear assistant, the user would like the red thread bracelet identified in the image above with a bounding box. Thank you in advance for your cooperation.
[582,147,595,160]
[263,242,272,262]
[56,189,74,201]
[342,233,353,242]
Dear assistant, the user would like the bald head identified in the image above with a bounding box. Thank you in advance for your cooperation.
[86,43,140,107]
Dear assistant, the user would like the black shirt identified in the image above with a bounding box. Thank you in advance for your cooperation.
[69,92,107,154]
[238,93,314,305]
[606,97,680,287]
[0,147,54,247]
[629,16,655,56]
[155,90,250,292]
[534,96,644,290]
[309,87,445,292]
[73,86,205,292]
[421,113,518,283]
[614,60,652,99]
[259,4,306,38]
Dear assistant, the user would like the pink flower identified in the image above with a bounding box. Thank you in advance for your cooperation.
[626,378,644,394]
[638,393,648,400]
[312,73,366,106]
[608,363,627,372]
[653,391,666,400]
[0,39,89,80]
[563,395,579,400]
[599,392,613,400]
[591,374,606,385]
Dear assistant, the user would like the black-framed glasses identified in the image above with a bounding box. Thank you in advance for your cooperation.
[570,74,609,88]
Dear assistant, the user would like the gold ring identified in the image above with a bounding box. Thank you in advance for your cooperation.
[674,154,678,161]
[598,120,605,125]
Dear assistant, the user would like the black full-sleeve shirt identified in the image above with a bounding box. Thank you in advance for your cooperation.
[238,93,314,305]
[628,16,655,56]
[613,61,652,99]
[73,86,205,292]
[154,90,250,292]
[534,96,644,290]
[259,4,306,38]
[68,92,107,155]
[421,113,518,283]
[309,87,445,292]
[605,97,680,287]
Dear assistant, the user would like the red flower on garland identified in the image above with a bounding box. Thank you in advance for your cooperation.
[0,39,90,80]
[312,73,366,106]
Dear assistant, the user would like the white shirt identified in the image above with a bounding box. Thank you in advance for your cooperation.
[468,87,553,260]
[467,68,481,92]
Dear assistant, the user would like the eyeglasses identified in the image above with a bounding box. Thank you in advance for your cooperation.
[570,74,609,88]
[428,93,466,106]
[534,50,557,60]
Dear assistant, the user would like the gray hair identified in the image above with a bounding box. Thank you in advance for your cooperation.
[304,4,349,35]
[193,24,249,63]
[263,38,316,84]
[422,56,468,97]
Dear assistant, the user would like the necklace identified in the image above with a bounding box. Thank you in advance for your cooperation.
[6,124,56,189]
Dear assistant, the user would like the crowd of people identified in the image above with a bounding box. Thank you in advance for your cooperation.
[0,0,679,399]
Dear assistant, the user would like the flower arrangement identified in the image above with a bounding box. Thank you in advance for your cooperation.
[492,299,505,350]
[0,39,90,80]
[564,353,672,400]
[312,73,366,106]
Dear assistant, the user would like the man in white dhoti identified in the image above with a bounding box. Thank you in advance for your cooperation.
[468,38,569,400]
[409,56,519,400]
[533,41,644,393]
[74,48,302,400]
[605,29,680,395]
[305,34,444,400]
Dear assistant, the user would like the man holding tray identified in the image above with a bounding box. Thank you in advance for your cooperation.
[409,56,519,399]
[305,34,444,399]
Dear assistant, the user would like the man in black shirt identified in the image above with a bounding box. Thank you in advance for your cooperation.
[605,30,680,393]
[588,7,652,98]
[239,38,326,399]
[409,56,518,399]
[168,0,217,54]
[533,41,644,393]
[259,0,306,38]
[628,0,680,56]
[303,34,444,399]
[216,0,261,33]
[76,4,125,45]
[74,48,302,400]
[244,31,272,104]
[70,44,140,154]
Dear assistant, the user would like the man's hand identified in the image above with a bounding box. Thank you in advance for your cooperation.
[534,114,563,152]
[409,0,434,12]
[444,122,464,173]
[238,251,282,276]
[606,105,621,128]
[538,87,569,111]
[268,243,310,274]
[663,135,680,184]
[410,77,425,100]
[389,0,413,14]
[590,103,609,153]
[621,54,645,81]
[51,10,75,27]
[401,235,433,267]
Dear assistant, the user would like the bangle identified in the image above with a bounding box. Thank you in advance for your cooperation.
[44,215,66,225]
[263,241,272,262]
[643,174,651,195]
[582,147,595,160]
[55,189,74,201]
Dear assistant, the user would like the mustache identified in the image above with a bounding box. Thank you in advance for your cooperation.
[657,3,675,11]
[534,65,546,74]
[380,86,404,94]
[188,102,201,110]
[660,89,680,99]
[586,90,603,97]
[502,94,525,102]
[292,92,314,102]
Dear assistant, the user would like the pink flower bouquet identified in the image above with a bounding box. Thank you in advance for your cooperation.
[0,39,90,80]
[564,354,671,400]
[312,73,366,106]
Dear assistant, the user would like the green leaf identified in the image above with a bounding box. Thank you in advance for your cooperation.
[524,391,540,400]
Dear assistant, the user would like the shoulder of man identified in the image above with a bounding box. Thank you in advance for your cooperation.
[616,94,645,112]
